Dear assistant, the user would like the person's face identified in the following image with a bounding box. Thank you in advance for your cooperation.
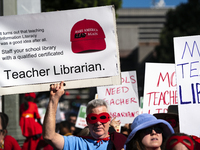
[140,125,163,150]
[59,124,70,135]
[172,143,188,150]
[87,106,110,139]
[0,118,5,144]
[69,116,77,124]
[70,126,76,134]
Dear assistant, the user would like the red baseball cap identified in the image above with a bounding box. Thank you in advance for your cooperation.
[70,19,106,53]
[24,93,36,99]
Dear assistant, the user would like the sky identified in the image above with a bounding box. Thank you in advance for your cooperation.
[122,0,188,8]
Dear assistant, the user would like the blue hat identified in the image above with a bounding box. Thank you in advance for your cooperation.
[125,113,174,146]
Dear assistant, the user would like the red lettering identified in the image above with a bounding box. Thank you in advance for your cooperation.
[163,108,168,113]
[130,97,137,103]
[122,86,129,93]
[169,90,178,105]
[110,99,114,105]
[147,92,159,106]
[155,108,162,113]
[107,98,138,105]
[171,72,177,87]
[158,91,168,105]
[111,88,115,95]
[122,77,130,83]
[105,88,112,96]
[121,113,125,117]
[117,113,120,117]
[130,75,136,84]
[126,98,129,104]
[109,111,139,118]
[105,86,129,95]
[120,99,125,105]
[131,112,135,117]
[116,99,120,105]
[116,87,120,94]
[164,91,170,105]
[157,72,170,87]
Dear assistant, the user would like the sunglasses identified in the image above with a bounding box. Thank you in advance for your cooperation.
[166,118,177,128]
[143,126,163,135]
[86,112,111,124]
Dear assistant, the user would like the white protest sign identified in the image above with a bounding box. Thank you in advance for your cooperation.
[174,35,200,137]
[75,105,87,129]
[143,63,178,114]
[97,71,139,125]
[0,5,121,95]
[129,71,139,99]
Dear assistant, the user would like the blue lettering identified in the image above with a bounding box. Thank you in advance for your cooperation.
[177,63,189,78]
[191,83,196,104]
[181,41,200,59]
[196,83,200,104]
[179,85,191,104]
[190,61,199,78]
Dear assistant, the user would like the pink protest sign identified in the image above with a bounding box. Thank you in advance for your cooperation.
[97,71,139,125]
[143,63,178,114]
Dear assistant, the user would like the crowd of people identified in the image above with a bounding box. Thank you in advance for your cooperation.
[1,81,200,149]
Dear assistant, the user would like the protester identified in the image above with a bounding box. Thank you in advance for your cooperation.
[43,81,127,150]
[164,133,195,150]
[0,112,21,150]
[153,105,200,149]
[68,113,77,125]
[121,123,131,136]
[59,120,75,136]
[124,113,174,150]
[154,105,179,133]
[19,93,43,150]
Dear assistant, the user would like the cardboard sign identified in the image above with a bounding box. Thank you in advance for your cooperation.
[0,5,121,95]
[143,63,178,114]
[174,35,200,137]
[75,105,87,129]
[97,71,139,125]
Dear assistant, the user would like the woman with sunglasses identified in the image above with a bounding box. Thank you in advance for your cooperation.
[124,113,174,150]
[164,133,195,150]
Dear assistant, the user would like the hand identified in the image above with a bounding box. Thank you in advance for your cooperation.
[110,117,121,130]
[50,81,65,102]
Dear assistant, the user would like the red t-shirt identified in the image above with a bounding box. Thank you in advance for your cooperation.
[0,135,21,150]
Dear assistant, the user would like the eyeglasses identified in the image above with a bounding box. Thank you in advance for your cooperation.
[166,118,177,128]
[143,126,163,135]
[86,112,111,124]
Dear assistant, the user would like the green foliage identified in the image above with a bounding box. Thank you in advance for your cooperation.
[41,0,122,12]
[155,0,200,63]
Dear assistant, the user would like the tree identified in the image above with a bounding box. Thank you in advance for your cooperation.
[155,0,200,63]
[41,0,122,12]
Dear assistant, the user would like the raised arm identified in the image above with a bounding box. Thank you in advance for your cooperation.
[43,81,65,150]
